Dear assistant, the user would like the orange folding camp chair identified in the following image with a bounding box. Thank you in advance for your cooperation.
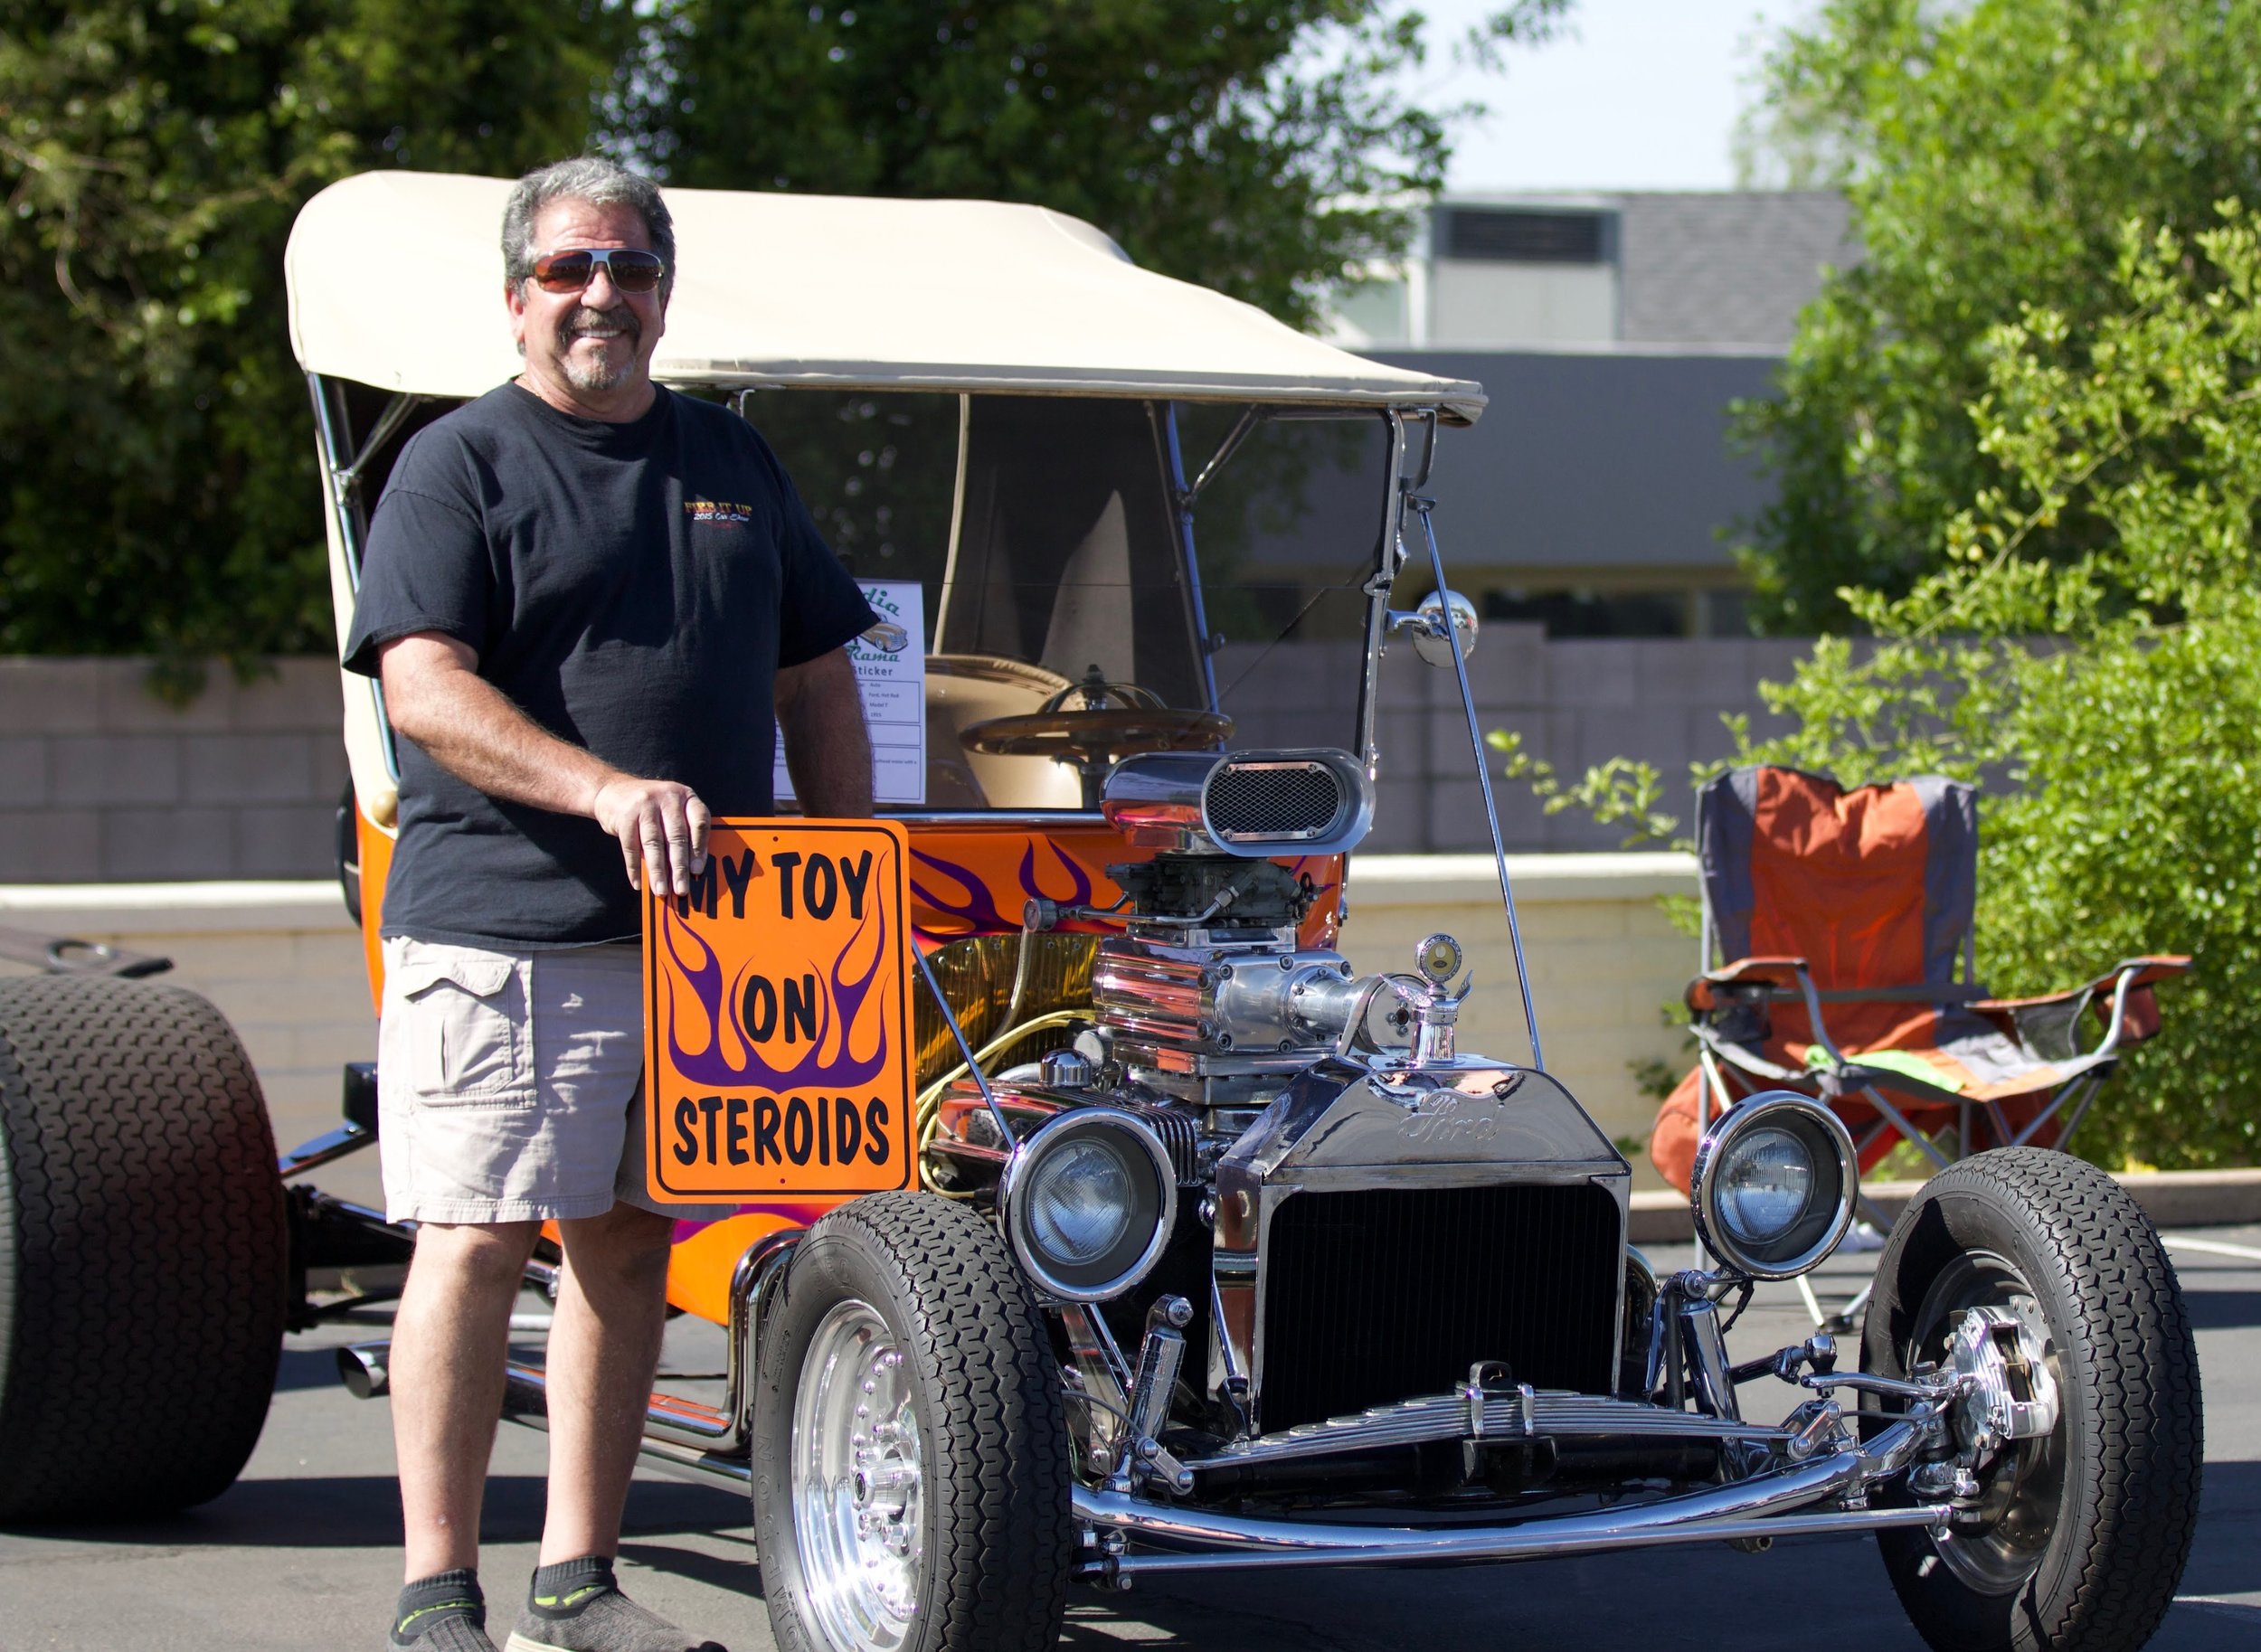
[1651,765,2187,1320]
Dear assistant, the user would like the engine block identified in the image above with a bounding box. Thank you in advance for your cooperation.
[1093,937,1364,1078]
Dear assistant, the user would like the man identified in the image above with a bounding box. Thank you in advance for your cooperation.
[343,156,876,1652]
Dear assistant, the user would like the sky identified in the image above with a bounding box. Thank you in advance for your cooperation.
[1405,0,1829,194]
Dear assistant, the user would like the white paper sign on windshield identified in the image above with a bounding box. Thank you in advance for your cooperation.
[775,581,925,807]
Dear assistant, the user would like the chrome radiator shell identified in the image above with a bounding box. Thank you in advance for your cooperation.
[1207,1057,1630,1432]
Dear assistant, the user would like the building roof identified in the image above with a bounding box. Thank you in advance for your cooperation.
[1616,192,1855,348]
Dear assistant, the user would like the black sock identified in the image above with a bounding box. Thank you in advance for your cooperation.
[528,1555,617,1619]
[393,1570,484,1645]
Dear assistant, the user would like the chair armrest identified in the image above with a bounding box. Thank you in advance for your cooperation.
[1686,956,1810,1012]
[1975,957,2190,1062]
[1973,956,2190,1015]
[1688,956,1858,1071]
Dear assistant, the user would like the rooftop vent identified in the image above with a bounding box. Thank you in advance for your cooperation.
[1441,208,1613,265]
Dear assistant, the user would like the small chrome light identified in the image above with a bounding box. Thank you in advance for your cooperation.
[1690,1091,1858,1279]
[1001,1109,1176,1302]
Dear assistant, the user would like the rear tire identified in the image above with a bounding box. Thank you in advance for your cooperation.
[752,1190,1070,1652]
[1861,1147,2201,1652]
[0,976,287,1522]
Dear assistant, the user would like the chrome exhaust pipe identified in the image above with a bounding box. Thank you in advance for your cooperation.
[336,1340,389,1399]
[1075,1421,1939,1574]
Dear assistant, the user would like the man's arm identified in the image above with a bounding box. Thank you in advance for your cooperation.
[775,647,874,817]
[377,632,709,897]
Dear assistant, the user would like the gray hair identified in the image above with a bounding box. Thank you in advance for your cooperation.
[501,156,676,300]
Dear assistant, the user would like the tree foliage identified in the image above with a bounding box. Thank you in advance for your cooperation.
[0,0,629,667]
[0,1,1567,666]
[625,1,1566,329]
[1507,211,2261,1167]
[1732,0,2261,632]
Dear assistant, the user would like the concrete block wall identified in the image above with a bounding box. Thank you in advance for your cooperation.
[0,659,347,883]
[1216,628,1815,854]
[0,637,1811,879]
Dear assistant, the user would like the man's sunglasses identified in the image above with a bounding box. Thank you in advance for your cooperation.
[529,247,667,295]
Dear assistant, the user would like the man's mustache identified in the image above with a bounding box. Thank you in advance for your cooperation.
[564,307,640,341]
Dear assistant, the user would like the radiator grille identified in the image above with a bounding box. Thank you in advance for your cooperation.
[1258,1182,1622,1434]
[1206,762,1343,841]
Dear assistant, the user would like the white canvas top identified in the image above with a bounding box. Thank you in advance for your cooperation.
[284,170,1485,422]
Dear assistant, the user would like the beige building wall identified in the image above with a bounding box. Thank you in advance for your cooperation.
[1339,854,1697,1188]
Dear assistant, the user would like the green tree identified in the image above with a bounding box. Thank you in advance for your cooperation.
[0,0,629,667]
[623,1,1567,330]
[3,1,1566,666]
[1731,0,2261,633]
[1505,209,2261,1166]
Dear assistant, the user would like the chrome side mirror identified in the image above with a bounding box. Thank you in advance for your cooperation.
[1387,589,1479,666]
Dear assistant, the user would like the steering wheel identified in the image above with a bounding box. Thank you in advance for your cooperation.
[960,666,1234,807]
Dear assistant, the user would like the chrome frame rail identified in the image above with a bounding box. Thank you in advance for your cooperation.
[1076,1417,1939,1576]
[1179,1387,1785,1472]
[348,1228,803,1476]
[501,1359,752,1490]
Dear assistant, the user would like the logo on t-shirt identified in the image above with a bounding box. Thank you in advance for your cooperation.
[684,498,755,525]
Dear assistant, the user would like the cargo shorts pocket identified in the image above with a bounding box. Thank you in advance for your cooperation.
[392,945,533,1104]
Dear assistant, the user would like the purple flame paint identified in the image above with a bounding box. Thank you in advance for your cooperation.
[661,880,891,1089]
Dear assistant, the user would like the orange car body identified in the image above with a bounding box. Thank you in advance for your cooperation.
[355,807,1343,1324]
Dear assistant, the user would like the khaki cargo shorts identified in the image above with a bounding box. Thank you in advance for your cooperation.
[376,937,733,1225]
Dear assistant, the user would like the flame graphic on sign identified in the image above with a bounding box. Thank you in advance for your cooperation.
[660,876,892,1089]
[912,841,1095,939]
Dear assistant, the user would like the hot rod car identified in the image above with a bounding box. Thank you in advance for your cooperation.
[0,171,2200,1652]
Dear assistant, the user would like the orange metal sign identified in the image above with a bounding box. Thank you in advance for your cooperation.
[643,820,916,1203]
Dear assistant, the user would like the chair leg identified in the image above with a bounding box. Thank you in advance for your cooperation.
[1824,1280,1875,1336]
[1796,1272,1826,1329]
[2053,1075,2106,1154]
[1797,1269,1877,1335]
[1858,1083,1954,1174]
[1695,1049,1742,1271]
[2007,1072,2105,1153]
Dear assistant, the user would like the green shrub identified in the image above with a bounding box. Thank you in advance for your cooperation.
[1500,210,2261,1167]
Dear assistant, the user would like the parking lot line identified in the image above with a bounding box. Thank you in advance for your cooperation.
[2162,1234,2261,1263]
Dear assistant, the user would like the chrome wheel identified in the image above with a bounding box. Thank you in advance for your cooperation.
[790,1298,925,1651]
[1907,1250,2066,1595]
[1866,1151,2200,1651]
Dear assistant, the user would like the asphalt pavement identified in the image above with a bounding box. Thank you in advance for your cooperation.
[3,1226,2256,1652]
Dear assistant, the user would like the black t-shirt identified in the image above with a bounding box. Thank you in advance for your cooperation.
[344,382,877,948]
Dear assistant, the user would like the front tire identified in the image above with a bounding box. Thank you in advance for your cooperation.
[1862,1147,2201,1652]
[752,1191,1071,1652]
[0,976,288,1522]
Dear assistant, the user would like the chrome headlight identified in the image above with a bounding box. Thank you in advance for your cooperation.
[1689,1091,1858,1279]
[1000,1109,1176,1302]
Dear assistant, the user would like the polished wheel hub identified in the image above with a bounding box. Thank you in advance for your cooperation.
[794,1300,924,1650]
[1911,1252,2066,1594]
